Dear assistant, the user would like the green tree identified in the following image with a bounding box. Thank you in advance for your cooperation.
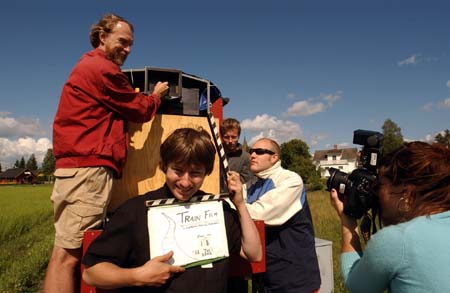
[0,162,2,172]
[280,139,310,167]
[19,157,26,168]
[42,149,56,178]
[26,154,38,170]
[280,139,322,189]
[435,129,450,148]
[14,159,20,168]
[381,118,404,155]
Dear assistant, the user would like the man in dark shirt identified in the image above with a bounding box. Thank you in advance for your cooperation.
[220,118,254,193]
[82,127,261,292]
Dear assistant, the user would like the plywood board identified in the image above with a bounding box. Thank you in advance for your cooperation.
[109,114,220,211]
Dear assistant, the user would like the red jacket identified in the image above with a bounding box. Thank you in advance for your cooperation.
[53,48,160,177]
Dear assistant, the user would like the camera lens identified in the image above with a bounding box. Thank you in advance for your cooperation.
[327,167,350,197]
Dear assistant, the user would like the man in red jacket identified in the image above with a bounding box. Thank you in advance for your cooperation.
[44,13,168,293]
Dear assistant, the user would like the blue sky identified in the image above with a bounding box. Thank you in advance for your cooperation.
[0,0,449,168]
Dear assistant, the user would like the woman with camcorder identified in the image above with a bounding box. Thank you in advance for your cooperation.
[330,141,450,293]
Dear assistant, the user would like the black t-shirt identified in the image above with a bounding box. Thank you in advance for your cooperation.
[83,185,242,292]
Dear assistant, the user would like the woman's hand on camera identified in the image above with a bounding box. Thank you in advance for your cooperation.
[330,189,361,252]
[330,189,357,226]
[330,189,344,216]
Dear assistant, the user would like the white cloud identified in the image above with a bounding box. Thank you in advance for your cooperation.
[397,54,438,67]
[0,137,52,169]
[309,134,327,147]
[423,130,449,143]
[284,91,342,117]
[0,115,46,139]
[240,114,302,145]
[323,91,342,107]
[325,142,350,149]
[447,80,450,88]
[285,100,325,116]
[422,102,434,112]
[398,54,420,66]
[0,113,52,169]
[287,93,296,99]
[424,134,435,142]
[421,98,450,111]
[439,98,450,109]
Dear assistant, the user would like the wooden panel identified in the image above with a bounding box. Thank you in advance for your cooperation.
[109,114,220,211]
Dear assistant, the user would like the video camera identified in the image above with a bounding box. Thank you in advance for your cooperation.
[326,129,383,219]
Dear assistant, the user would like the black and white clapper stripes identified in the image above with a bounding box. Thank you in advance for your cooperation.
[207,111,229,176]
[145,193,229,207]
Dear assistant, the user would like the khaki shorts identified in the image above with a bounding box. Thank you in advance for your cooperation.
[51,167,113,249]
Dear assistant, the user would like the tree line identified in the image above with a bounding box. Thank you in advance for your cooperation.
[246,119,449,191]
[381,119,449,154]
[0,149,56,179]
[1,121,448,185]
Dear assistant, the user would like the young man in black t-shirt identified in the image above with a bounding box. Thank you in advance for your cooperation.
[82,127,261,292]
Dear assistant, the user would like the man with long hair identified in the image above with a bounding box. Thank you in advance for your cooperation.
[44,14,168,292]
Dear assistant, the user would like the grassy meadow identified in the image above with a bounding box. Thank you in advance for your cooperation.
[0,185,54,293]
[309,190,347,293]
[0,185,348,293]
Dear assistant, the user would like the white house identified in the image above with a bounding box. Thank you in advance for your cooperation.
[312,145,359,178]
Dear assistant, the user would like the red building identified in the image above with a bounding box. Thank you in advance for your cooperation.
[0,168,38,184]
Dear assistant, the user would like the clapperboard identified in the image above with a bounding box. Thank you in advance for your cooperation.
[146,193,230,268]
[145,111,232,268]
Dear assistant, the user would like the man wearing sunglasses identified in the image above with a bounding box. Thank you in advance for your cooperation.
[245,138,321,293]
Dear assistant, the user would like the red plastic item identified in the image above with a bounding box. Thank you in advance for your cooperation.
[228,220,266,277]
[80,230,118,293]
[210,97,223,123]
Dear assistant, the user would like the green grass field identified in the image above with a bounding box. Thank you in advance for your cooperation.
[309,190,348,293]
[0,185,348,293]
[0,185,54,293]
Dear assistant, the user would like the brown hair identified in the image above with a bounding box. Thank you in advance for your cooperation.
[159,127,216,175]
[220,118,241,136]
[89,13,134,48]
[379,141,450,218]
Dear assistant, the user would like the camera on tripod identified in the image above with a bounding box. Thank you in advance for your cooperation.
[326,129,383,219]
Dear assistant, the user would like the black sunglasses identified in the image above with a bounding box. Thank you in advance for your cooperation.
[249,148,275,155]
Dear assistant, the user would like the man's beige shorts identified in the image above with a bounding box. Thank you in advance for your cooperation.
[51,167,113,249]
